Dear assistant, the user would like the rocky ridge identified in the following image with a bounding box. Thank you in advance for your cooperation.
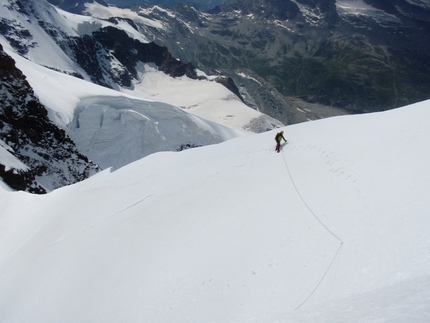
[0,44,100,193]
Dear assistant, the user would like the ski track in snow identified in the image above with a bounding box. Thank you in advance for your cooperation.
[49,193,154,246]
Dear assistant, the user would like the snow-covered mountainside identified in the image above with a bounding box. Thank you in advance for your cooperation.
[105,0,232,11]
[0,0,278,133]
[1,99,429,322]
[0,0,283,191]
[7,48,247,170]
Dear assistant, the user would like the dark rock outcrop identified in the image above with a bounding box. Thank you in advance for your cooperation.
[64,26,197,89]
[0,44,99,193]
[214,76,244,102]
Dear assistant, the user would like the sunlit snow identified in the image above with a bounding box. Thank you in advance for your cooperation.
[336,0,401,23]
[85,2,167,31]
[1,100,430,322]
[0,140,29,172]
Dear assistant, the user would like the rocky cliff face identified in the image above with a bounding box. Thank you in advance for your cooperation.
[1,0,202,91]
[0,44,99,193]
[65,25,197,89]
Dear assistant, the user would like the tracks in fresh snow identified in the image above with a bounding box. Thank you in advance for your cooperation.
[282,151,343,243]
[281,148,344,309]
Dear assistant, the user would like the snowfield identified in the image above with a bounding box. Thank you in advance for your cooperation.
[3,46,247,170]
[1,99,430,322]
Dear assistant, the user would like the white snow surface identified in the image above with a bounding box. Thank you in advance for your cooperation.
[336,0,402,23]
[123,63,272,131]
[0,140,29,172]
[1,100,430,322]
[84,2,167,31]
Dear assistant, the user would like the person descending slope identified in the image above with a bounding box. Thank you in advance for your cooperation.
[275,130,287,153]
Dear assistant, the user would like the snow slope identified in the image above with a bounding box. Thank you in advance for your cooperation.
[3,45,244,169]
[122,63,278,132]
[1,100,429,322]
[336,0,401,24]
[0,140,29,172]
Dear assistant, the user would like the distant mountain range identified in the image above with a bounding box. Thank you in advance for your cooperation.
[46,0,430,124]
[105,0,232,11]
[126,0,430,116]
[46,0,430,121]
[47,0,232,12]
